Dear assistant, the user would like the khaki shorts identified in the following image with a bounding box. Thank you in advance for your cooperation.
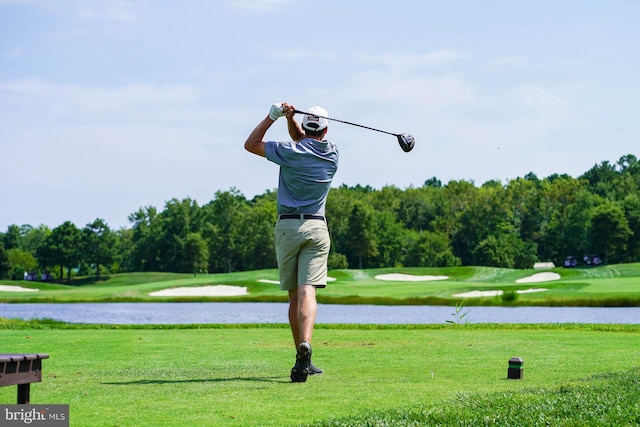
[274,218,330,291]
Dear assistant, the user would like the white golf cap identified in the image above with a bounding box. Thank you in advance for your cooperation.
[302,106,329,131]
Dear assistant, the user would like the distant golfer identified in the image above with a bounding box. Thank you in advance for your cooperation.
[244,102,339,382]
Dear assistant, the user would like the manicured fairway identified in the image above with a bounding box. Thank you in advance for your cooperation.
[2,264,640,306]
[1,267,639,425]
[1,323,637,426]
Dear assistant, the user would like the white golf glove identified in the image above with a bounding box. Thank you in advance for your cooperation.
[269,103,285,121]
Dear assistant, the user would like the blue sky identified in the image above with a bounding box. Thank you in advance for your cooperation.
[1,0,639,230]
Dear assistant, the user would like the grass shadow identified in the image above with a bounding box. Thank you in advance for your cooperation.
[101,375,289,385]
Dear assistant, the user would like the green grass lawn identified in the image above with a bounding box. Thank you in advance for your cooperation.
[2,266,639,425]
[2,264,640,306]
[0,322,638,426]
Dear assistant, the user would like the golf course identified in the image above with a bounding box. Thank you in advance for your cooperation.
[1,265,639,426]
[2,264,640,306]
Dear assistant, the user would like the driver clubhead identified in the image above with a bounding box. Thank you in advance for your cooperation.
[397,133,415,152]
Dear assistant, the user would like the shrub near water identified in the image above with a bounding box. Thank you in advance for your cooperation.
[501,290,518,303]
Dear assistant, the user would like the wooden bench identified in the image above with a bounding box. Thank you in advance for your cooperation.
[0,353,49,404]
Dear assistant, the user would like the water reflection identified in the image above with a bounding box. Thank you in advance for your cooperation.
[1,303,639,324]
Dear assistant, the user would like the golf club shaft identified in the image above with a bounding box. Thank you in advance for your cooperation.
[293,109,399,137]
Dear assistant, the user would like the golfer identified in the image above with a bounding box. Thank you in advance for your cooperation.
[244,102,339,382]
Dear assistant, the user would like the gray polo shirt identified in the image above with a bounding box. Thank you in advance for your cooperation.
[265,138,339,215]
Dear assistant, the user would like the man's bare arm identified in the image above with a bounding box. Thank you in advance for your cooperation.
[284,104,305,142]
[244,116,273,157]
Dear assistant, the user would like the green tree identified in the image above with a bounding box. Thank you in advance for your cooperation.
[11,152,638,276]
[327,252,348,270]
[370,185,402,215]
[325,185,357,265]
[512,238,539,269]
[156,198,203,272]
[114,228,134,273]
[82,219,117,279]
[37,221,82,281]
[2,224,21,250]
[473,234,514,268]
[580,160,619,198]
[504,177,544,247]
[405,230,460,267]
[538,177,592,264]
[396,187,437,232]
[370,210,407,267]
[588,202,633,264]
[0,243,10,279]
[444,180,481,264]
[7,248,38,280]
[240,196,277,270]
[184,232,209,276]
[346,203,378,269]
[453,181,512,266]
[203,189,249,273]
[20,224,51,254]
[621,194,640,262]
[129,206,161,271]
[609,154,640,201]
[424,176,442,188]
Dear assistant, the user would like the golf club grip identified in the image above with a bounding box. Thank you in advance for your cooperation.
[292,109,398,137]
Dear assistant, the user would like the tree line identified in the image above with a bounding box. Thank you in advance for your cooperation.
[1,154,639,281]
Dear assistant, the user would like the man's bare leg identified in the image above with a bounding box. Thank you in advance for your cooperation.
[289,285,319,382]
[288,285,318,345]
[288,288,300,347]
[297,284,317,343]
[288,285,317,345]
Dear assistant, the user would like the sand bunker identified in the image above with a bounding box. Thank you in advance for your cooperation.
[149,285,248,297]
[454,288,548,298]
[515,272,561,283]
[454,290,502,298]
[375,273,449,282]
[517,288,548,294]
[0,285,39,292]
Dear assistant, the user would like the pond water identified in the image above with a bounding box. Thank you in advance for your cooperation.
[1,303,639,324]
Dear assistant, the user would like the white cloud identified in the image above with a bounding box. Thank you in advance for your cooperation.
[0,0,46,4]
[268,48,341,62]
[5,47,22,58]
[509,85,570,111]
[226,0,294,13]
[358,49,466,69]
[0,79,205,126]
[1,0,637,231]
[488,56,529,70]
[76,3,135,23]
[0,0,139,23]
[340,70,479,108]
[0,78,257,229]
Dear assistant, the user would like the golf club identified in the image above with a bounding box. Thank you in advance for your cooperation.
[293,109,415,153]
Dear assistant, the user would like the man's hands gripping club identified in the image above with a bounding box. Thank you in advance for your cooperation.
[269,103,285,121]
[245,102,304,157]
[269,102,297,121]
